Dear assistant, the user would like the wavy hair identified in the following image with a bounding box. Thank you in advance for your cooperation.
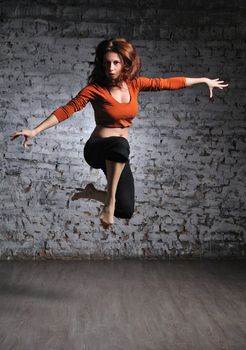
[88,38,141,86]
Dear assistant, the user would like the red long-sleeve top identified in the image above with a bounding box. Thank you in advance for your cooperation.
[52,76,186,128]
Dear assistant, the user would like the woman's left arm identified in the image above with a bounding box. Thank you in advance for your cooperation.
[185,77,229,98]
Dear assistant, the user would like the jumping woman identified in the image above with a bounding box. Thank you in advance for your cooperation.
[10,38,229,229]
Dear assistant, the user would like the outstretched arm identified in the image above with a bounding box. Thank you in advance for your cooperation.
[10,113,59,148]
[185,77,229,98]
[135,76,228,98]
[10,84,95,148]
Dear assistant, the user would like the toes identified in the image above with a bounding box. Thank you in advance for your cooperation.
[99,211,114,229]
[100,217,112,230]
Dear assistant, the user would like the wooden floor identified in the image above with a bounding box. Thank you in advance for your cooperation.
[0,259,245,350]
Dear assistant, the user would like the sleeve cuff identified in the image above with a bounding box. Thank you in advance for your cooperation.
[52,108,69,123]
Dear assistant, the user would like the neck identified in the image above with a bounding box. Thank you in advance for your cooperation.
[107,77,126,88]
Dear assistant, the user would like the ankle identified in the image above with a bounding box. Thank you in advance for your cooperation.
[105,195,116,206]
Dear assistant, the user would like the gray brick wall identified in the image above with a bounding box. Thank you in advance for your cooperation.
[1,0,245,259]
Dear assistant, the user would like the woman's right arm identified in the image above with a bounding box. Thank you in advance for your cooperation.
[10,84,95,147]
[33,113,59,135]
[10,113,59,148]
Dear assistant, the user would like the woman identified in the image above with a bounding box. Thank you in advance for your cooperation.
[10,38,229,229]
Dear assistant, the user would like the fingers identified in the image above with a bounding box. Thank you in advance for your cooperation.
[10,131,23,140]
[208,78,229,99]
[218,84,229,89]
[10,129,27,140]
[10,130,33,148]
[209,87,213,98]
[208,79,229,98]
[23,136,31,148]
[10,134,19,141]
[214,78,229,87]
[10,131,31,148]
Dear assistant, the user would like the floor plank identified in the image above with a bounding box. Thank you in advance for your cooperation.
[0,260,245,350]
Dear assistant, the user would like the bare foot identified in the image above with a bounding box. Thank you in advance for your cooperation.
[70,183,95,201]
[100,201,115,229]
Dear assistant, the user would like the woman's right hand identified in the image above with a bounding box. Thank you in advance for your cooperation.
[10,128,37,148]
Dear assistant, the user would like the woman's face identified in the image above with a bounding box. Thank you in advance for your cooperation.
[103,51,124,81]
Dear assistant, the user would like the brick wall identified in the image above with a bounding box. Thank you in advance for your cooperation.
[1,0,245,259]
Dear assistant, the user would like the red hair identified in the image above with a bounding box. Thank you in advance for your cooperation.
[88,38,141,86]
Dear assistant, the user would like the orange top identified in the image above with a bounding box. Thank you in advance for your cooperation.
[52,76,186,128]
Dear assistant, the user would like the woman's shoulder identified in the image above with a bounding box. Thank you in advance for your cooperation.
[78,83,106,97]
[129,76,142,89]
[129,76,149,91]
[81,82,100,91]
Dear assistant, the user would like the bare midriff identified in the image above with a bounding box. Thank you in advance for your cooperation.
[90,125,129,140]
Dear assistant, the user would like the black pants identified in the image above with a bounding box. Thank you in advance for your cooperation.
[83,136,135,219]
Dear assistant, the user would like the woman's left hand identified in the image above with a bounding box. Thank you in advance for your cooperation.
[206,78,229,98]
